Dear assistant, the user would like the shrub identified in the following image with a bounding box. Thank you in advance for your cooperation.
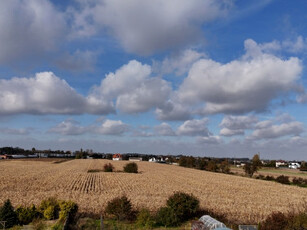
[103,163,114,172]
[286,212,307,230]
[105,195,134,221]
[0,199,18,228]
[59,200,78,221]
[166,192,200,221]
[123,162,138,173]
[292,177,305,186]
[155,206,180,227]
[39,197,59,220]
[276,175,290,185]
[265,175,275,181]
[261,212,288,230]
[16,204,39,225]
[136,209,155,229]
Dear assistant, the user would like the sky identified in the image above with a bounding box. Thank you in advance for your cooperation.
[1,0,307,160]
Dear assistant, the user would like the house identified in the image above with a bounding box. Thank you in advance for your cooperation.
[276,160,287,168]
[289,162,300,169]
[112,153,122,161]
[0,154,11,159]
[129,157,142,161]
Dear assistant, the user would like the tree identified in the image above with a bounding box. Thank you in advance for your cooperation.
[0,199,18,228]
[220,160,230,174]
[244,154,262,177]
[206,160,218,172]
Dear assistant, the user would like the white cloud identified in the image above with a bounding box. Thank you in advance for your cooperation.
[49,119,87,135]
[91,60,172,114]
[155,100,191,121]
[220,128,244,136]
[219,115,258,136]
[249,121,304,140]
[197,135,222,144]
[116,78,171,113]
[0,72,114,115]
[153,49,206,76]
[0,0,66,64]
[95,119,129,135]
[178,39,302,114]
[282,36,307,53]
[49,119,129,136]
[77,0,231,55]
[177,118,211,136]
[154,123,176,136]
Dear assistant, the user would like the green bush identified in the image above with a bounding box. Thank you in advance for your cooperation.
[16,204,39,225]
[276,175,290,185]
[39,197,59,220]
[0,199,18,228]
[105,195,134,221]
[166,192,199,221]
[59,200,78,221]
[123,162,138,173]
[155,206,180,227]
[103,163,114,172]
[136,209,155,229]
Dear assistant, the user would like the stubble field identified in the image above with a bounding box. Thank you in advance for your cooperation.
[0,159,306,224]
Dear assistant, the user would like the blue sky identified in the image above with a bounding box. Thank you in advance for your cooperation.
[1,0,307,160]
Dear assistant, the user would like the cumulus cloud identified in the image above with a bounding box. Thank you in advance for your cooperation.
[91,60,172,114]
[219,115,258,136]
[178,39,303,114]
[0,72,114,115]
[197,135,222,144]
[95,119,129,135]
[153,49,206,76]
[249,121,304,140]
[75,0,231,55]
[49,119,129,136]
[155,100,191,121]
[177,118,211,136]
[0,0,66,64]
[154,123,176,136]
[49,119,87,135]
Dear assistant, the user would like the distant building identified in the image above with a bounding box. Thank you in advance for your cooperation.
[112,153,122,161]
[276,160,287,168]
[129,157,142,161]
[289,162,300,169]
[0,155,12,159]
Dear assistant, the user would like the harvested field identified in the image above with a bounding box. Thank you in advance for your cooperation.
[0,159,307,224]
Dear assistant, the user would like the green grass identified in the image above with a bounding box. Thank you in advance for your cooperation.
[259,168,307,177]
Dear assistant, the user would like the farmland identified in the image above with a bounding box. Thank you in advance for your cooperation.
[0,159,307,224]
